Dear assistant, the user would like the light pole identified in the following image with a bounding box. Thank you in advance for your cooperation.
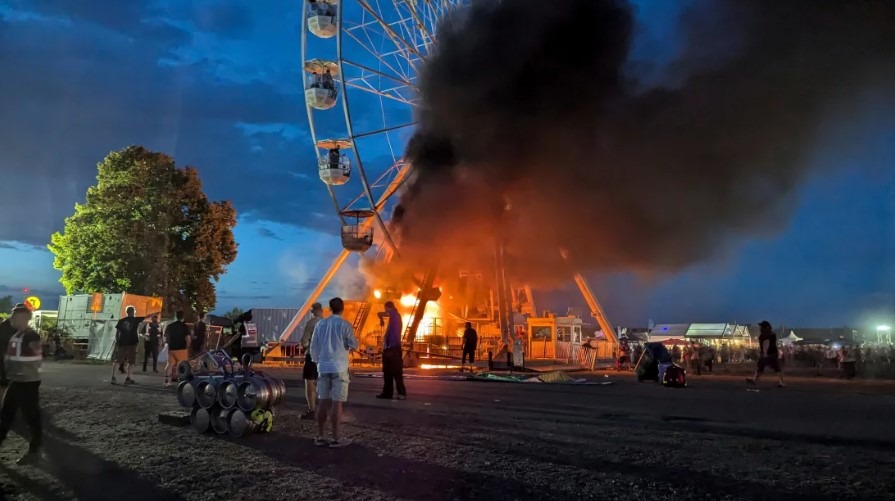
[877,325,891,345]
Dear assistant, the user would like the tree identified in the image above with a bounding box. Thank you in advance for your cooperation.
[223,307,245,321]
[0,295,13,314]
[49,146,238,313]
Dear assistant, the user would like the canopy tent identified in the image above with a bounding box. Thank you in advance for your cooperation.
[781,331,803,345]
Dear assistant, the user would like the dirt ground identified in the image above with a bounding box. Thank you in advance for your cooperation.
[0,362,893,500]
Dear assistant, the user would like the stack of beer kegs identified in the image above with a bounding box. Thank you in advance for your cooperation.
[176,352,285,437]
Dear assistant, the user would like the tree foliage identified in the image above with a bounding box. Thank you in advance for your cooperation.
[49,146,238,313]
[0,295,13,314]
[223,307,245,321]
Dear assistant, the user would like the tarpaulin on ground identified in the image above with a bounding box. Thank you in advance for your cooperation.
[468,372,611,385]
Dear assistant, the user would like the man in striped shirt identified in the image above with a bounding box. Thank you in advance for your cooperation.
[309,297,358,448]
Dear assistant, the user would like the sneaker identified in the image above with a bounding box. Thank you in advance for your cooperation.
[375,394,393,400]
[125,378,136,385]
[313,437,330,447]
[300,410,316,420]
[110,376,117,384]
[396,394,406,401]
[329,438,352,448]
[16,451,43,466]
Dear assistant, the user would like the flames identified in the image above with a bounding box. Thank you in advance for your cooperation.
[398,293,442,342]
[368,289,445,342]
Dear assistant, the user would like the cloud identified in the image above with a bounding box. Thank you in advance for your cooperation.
[0,241,47,252]
[0,1,340,246]
[256,227,283,241]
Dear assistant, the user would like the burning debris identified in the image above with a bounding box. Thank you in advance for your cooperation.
[393,0,895,285]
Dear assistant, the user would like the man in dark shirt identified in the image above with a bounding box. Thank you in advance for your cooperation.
[747,321,784,387]
[112,306,141,385]
[191,311,207,356]
[376,301,406,400]
[461,322,478,372]
[141,315,161,373]
[163,311,191,387]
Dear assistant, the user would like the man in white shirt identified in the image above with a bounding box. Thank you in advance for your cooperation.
[309,297,358,448]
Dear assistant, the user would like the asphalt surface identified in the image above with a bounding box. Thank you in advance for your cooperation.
[0,362,893,500]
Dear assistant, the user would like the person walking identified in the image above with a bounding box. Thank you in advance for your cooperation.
[0,304,44,464]
[112,306,142,384]
[747,321,785,387]
[309,297,358,448]
[300,303,324,419]
[375,301,406,400]
[163,311,191,387]
[461,322,478,373]
[142,314,161,373]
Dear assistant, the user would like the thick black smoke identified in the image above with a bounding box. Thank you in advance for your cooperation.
[394,0,895,284]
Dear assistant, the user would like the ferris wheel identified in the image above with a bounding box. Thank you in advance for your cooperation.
[301,0,465,257]
[274,0,465,342]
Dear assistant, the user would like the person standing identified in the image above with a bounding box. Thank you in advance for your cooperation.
[461,322,478,373]
[142,314,161,373]
[163,311,191,387]
[309,297,358,448]
[376,301,406,400]
[0,304,44,464]
[112,306,141,385]
[191,311,207,356]
[747,321,785,387]
[299,303,324,419]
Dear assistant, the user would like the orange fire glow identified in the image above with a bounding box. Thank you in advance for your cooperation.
[398,293,442,340]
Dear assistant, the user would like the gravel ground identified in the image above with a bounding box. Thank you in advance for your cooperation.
[0,363,893,500]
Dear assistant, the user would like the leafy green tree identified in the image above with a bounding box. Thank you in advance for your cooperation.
[223,307,245,321]
[49,146,238,313]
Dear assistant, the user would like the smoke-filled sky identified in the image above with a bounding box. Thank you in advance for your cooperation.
[399,0,895,285]
[0,0,892,328]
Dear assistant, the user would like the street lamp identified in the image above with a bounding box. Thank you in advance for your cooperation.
[877,325,892,344]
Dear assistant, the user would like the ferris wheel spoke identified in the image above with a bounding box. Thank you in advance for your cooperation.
[352,122,417,140]
[398,2,434,51]
[342,24,412,81]
[342,58,414,88]
[344,81,415,107]
[355,0,423,65]
[341,162,407,212]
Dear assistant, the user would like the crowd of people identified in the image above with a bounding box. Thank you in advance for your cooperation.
[619,320,895,381]
[298,297,421,447]
[110,307,208,387]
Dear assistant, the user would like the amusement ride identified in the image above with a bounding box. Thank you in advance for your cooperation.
[266,0,618,367]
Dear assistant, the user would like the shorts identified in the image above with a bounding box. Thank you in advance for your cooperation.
[302,352,318,381]
[462,349,475,364]
[757,356,781,373]
[117,345,137,364]
[168,349,189,367]
[317,371,350,402]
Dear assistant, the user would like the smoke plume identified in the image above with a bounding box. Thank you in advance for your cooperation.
[393,0,895,285]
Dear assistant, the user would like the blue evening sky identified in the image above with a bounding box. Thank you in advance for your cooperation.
[0,0,892,330]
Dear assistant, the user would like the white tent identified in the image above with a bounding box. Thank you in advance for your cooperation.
[781,331,803,345]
